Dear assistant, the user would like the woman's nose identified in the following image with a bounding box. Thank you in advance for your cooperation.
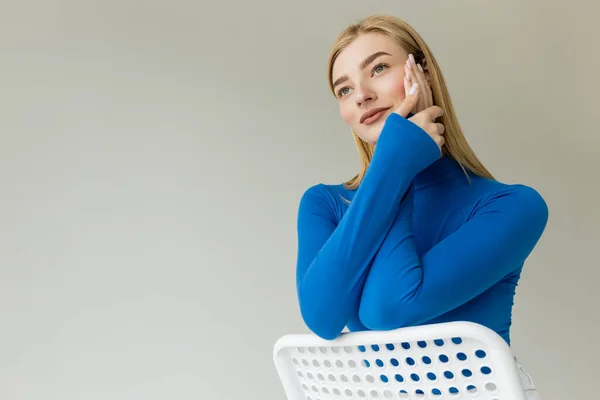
[355,86,376,106]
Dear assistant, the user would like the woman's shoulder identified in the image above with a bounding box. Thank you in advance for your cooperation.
[467,175,549,218]
[298,182,353,222]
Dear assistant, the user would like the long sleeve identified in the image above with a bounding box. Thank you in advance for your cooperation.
[358,183,549,330]
[295,113,441,340]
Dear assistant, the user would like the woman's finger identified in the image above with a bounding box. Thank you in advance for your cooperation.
[404,74,411,98]
[407,55,427,110]
[405,59,423,112]
[435,122,445,135]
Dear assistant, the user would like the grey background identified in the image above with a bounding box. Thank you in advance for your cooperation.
[1,1,598,399]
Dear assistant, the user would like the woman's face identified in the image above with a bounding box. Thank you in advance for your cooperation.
[331,33,410,144]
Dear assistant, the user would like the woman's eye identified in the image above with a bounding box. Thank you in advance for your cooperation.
[338,87,351,97]
[373,64,387,74]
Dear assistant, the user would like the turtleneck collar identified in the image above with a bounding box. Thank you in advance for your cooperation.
[413,155,468,190]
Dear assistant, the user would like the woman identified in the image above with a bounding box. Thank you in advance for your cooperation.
[295,15,546,399]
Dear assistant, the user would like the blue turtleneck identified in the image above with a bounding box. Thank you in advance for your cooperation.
[295,112,548,344]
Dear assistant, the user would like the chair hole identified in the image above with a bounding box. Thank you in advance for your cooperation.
[308,347,316,354]
[298,347,305,353]
[331,347,340,354]
[362,359,371,368]
[432,388,442,397]
[481,366,492,375]
[340,374,348,383]
[353,375,361,383]
[475,349,487,358]
[345,389,353,397]
[302,359,310,367]
[451,337,463,344]
[306,372,314,380]
[415,389,425,398]
[319,347,328,354]
[466,385,478,394]
[312,360,320,367]
[399,390,409,398]
[335,360,344,368]
[366,374,375,384]
[322,387,330,395]
[439,354,449,363]
[444,371,454,380]
[390,358,400,367]
[323,360,332,368]
[358,345,366,352]
[456,352,467,361]
[370,390,379,398]
[292,358,299,365]
[417,341,427,348]
[406,357,416,366]
[386,343,395,351]
[449,386,460,396]
[301,383,309,391]
[297,371,303,378]
[401,342,411,350]
[384,390,394,399]
[395,374,404,383]
[462,369,473,378]
[376,359,385,367]
[344,346,353,353]
[333,388,341,396]
[357,389,366,398]
[422,356,432,365]
[427,372,437,381]
[434,339,445,346]
[380,374,389,383]
[485,382,497,391]
[411,373,421,382]
[311,385,318,393]
[328,374,336,382]
[348,360,357,369]
[317,373,325,381]
[372,344,380,352]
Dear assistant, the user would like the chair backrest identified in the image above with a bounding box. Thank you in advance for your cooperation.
[273,321,525,400]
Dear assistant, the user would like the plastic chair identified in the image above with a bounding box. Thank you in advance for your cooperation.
[273,321,525,400]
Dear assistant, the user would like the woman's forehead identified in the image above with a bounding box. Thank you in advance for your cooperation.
[332,33,406,77]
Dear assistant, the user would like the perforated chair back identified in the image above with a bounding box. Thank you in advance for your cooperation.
[273,321,525,400]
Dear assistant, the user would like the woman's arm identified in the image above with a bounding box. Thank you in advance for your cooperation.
[357,184,549,330]
[295,113,440,340]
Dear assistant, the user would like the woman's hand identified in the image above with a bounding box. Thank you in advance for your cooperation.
[404,53,433,114]
[394,82,445,152]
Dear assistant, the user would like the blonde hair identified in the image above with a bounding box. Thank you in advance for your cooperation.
[327,15,495,190]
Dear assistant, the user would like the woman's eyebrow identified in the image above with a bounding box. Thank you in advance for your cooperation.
[332,51,392,89]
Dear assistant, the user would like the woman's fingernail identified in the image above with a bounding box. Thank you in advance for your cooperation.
[409,54,415,64]
[409,82,418,95]
[418,64,424,73]
[406,59,412,69]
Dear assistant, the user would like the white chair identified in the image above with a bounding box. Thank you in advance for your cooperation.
[273,321,525,400]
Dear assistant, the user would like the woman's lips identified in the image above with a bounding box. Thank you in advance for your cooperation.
[361,108,390,125]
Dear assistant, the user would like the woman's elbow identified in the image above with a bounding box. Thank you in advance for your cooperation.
[358,290,416,330]
[298,292,344,341]
[359,294,397,330]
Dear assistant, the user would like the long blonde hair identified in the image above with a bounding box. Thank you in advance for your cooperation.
[327,15,494,189]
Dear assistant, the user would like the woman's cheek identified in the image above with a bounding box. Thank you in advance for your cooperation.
[340,105,354,126]
[394,77,407,100]
[380,74,406,102]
